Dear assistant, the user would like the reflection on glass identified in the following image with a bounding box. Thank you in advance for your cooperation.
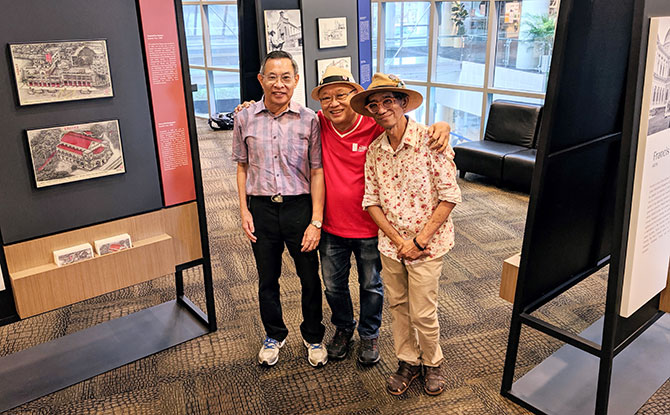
[382,2,430,81]
[430,87,482,144]
[435,1,488,86]
[182,5,204,66]
[190,68,208,117]
[212,71,241,113]
[493,0,559,93]
[372,2,378,72]
[206,5,239,68]
[405,85,427,124]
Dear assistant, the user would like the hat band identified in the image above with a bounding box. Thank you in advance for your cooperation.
[320,75,351,86]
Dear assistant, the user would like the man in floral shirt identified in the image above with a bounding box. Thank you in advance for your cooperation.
[352,73,462,396]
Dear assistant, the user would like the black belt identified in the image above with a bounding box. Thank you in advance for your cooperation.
[249,194,309,204]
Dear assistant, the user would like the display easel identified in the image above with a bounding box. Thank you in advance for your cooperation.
[500,1,670,414]
[0,0,216,411]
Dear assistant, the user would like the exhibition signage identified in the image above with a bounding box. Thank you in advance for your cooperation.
[620,16,670,317]
[357,0,372,88]
[139,0,196,206]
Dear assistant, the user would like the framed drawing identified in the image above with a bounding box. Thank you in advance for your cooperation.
[619,16,670,317]
[263,9,307,106]
[27,120,125,188]
[318,17,347,49]
[316,56,352,81]
[9,39,113,106]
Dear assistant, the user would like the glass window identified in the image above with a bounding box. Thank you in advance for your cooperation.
[493,0,558,93]
[183,5,204,66]
[372,2,378,72]
[382,2,431,81]
[430,87,483,144]
[212,71,241,113]
[190,68,208,117]
[206,5,239,68]
[406,85,428,124]
[434,1,488,86]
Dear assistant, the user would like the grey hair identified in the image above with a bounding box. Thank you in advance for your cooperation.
[259,50,299,75]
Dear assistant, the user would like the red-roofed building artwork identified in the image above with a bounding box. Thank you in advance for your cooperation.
[56,131,112,170]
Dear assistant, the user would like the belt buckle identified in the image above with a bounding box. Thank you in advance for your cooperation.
[271,194,283,203]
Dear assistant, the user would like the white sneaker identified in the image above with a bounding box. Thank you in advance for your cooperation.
[303,339,328,367]
[258,336,285,366]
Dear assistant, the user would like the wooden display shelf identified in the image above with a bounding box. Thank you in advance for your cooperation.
[10,234,175,318]
[500,253,521,303]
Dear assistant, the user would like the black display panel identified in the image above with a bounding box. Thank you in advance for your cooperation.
[516,0,634,310]
[0,0,163,244]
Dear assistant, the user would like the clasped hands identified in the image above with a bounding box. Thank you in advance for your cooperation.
[396,238,431,261]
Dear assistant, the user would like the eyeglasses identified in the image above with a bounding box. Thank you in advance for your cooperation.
[364,97,397,114]
[262,74,295,85]
[318,90,355,106]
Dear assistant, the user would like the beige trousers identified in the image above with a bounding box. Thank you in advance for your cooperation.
[380,254,444,367]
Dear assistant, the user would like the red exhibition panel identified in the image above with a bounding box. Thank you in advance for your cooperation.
[139,0,196,206]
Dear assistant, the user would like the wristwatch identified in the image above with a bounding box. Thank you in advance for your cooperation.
[310,220,322,229]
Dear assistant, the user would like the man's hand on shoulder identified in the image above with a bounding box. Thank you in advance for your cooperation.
[426,121,451,153]
[235,100,256,114]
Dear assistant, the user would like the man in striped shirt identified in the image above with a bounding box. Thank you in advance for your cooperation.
[232,51,327,368]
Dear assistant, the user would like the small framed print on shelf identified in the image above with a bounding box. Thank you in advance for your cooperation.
[317,17,347,49]
[53,243,94,267]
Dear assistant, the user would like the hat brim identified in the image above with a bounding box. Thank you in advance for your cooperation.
[310,81,364,101]
[350,87,423,118]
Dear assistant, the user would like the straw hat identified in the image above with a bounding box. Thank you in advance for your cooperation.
[310,66,364,100]
[349,73,423,117]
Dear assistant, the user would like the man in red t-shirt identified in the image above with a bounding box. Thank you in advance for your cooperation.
[310,66,451,364]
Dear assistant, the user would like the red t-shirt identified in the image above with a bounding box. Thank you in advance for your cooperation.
[319,111,384,238]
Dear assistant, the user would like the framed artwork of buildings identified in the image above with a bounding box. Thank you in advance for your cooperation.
[26,120,125,188]
[9,39,113,106]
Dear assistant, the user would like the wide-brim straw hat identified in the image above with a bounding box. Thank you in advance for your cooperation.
[350,73,423,117]
[310,66,364,100]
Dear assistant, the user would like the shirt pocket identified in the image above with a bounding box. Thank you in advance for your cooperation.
[247,135,269,168]
[286,131,310,170]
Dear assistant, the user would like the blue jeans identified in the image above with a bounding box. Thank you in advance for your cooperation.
[319,231,384,339]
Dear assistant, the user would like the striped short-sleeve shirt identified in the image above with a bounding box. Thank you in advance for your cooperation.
[232,100,322,196]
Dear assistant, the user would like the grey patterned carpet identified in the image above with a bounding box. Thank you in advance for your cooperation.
[2,118,669,414]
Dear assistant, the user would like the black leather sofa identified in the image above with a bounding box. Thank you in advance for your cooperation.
[453,100,542,191]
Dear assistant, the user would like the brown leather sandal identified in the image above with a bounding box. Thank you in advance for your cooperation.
[386,361,421,396]
[423,365,446,396]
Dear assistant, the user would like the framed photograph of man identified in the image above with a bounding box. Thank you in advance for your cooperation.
[27,120,125,188]
[9,39,114,106]
[317,17,347,49]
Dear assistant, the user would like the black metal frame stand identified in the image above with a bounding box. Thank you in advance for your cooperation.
[500,1,670,414]
[0,0,217,411]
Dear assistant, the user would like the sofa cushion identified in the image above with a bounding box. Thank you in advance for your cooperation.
[454,140,528,181]
[503,149,537,189]
[484,101,542,148]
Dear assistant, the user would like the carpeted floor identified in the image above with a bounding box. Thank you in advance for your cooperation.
[2,118,669,414]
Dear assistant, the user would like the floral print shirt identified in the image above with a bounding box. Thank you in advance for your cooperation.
[362,118,462,264]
